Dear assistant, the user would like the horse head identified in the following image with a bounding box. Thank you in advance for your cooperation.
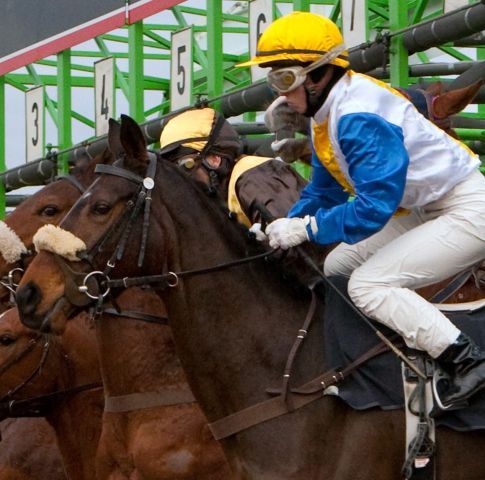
[0,148,115,312]
[15,115,168,333]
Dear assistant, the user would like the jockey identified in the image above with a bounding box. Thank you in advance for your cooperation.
[238,11,485,410]
[159,107,306,229]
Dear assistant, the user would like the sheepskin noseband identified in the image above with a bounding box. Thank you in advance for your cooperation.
[0,221,29,264]
[33,225,87,262]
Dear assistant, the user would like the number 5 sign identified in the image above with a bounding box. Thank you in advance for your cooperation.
[25,86,45,163]
[95,57,115,136]
[170,27,193,111]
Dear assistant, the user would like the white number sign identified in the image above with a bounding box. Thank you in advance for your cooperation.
[342,0,368,48]
[25,86,44,162]
[95,57,115,136]
[170,27,193,111]
[249,0,273,82]
[444,0,469,13]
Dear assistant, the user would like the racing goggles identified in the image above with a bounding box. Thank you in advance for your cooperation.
[267,44,346,94]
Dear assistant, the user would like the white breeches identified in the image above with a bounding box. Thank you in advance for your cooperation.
[324,170,485,358]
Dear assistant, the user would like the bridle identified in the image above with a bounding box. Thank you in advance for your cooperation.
[0,335,51,404]
[53,151,275,318]
[0,334,101,422]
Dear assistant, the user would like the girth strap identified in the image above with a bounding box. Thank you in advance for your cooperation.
[208,340,391,440]
[104,388,196,413]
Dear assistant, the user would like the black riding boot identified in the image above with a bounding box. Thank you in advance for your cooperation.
[437,332,485,408]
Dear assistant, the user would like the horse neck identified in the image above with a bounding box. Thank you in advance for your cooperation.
[157,176,324,422]
[95,288,187,397]
[45,313,103,480]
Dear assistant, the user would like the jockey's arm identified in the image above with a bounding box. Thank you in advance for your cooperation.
[299,113,409,245]
[288,148,349,218]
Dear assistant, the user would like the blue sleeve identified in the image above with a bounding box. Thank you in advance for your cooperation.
[308,112,409,245]
[288,148,349,218]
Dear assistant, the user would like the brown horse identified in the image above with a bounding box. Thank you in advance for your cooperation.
[2,138,230,478]
[0,418,65,480]
[15,114,485,479]
[0,151,112,480]
[0,307,102,480]
[0,150,112,310]
[95,287,231,479]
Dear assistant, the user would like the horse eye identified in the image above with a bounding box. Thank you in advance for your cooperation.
[0,335,15,346]
[40,205,60,217]
[92,203,112,215]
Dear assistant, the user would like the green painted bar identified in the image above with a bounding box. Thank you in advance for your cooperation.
[456,129,485,141]
[0,76,5,218]
[207,0,223,109]
[128,21,145,122]
[57,49,72,175]
[389,0,408,88]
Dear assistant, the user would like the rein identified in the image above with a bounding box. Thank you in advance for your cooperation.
[107,249,277,289]
[0,336,50,402]
[0,382,102,420]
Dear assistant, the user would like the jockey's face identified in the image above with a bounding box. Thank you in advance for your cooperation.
[281,85,308,114]
[279,65,335,115]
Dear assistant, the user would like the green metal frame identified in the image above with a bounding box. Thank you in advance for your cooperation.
[0,0,483,217]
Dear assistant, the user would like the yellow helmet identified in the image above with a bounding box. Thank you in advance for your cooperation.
[160,107,241,160]
[237,11,349,69]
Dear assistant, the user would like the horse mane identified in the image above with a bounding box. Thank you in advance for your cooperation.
[156,159,257,256]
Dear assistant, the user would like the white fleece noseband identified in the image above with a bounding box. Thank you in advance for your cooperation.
[33,225,87,262]
[0,221,29,264]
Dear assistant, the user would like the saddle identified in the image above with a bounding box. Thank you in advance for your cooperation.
[322,273,485,479]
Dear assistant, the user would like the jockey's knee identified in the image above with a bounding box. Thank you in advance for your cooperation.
[347,270,386,317]
[324,246,362,277]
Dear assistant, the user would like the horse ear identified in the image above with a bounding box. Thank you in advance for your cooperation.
[432,80,484,118]
[119,115,148,173]
[107,118,123,158]
[425,81,444,97]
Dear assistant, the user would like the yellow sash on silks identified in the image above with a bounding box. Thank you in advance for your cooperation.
[313,120,353,193]
[227,155,272,227]
[312,119,409,216]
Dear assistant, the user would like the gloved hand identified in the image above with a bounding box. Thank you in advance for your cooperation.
[249,223,268,242]
[264,96,288,131]
[266,216,314,250]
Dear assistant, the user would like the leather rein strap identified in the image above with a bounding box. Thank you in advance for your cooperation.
[0,382,102,419]
[208,339,391,440]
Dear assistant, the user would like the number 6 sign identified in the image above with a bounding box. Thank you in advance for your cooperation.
[170,27,193,111]
[25,86,45,163]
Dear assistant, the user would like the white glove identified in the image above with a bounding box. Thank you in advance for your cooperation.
[249,223,268,242]
[266,216,314,250]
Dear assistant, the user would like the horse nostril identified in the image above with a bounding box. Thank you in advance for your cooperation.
[16,281,42,316]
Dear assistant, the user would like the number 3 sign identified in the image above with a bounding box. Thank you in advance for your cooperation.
[25,86,45,163]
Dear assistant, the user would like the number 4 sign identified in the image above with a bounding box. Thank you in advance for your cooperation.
[170,27,193,111]
[25,85,45,163]
[95,57,115,136]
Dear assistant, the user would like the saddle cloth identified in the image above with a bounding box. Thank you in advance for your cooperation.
[323,276,485,431]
